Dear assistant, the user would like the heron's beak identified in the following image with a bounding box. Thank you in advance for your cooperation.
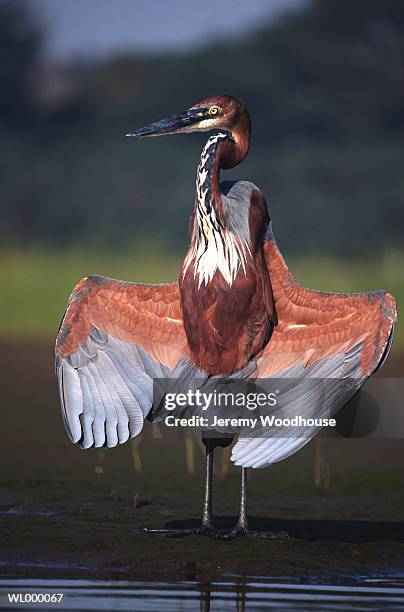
[126,108,204,138]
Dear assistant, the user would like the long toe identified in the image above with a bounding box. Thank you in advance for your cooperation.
[143,527,194,538]
[218,525,248,541]
[196,524,220,538]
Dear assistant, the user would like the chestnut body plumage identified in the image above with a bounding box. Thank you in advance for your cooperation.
[180,186,274,375]
[55,95,397,538]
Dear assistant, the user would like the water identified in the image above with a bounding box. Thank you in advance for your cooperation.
[1,576,404,611]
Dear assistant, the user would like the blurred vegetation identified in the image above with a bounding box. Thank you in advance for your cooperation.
[0,0,403,256]
[0,0,402,343]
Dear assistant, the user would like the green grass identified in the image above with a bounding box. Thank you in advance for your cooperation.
[1,247,402,349]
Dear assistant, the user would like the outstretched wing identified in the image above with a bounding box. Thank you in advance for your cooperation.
[56,275,190,448]
[231,221,397,468]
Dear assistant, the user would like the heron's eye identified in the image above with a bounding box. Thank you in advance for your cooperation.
[208,106,220,116]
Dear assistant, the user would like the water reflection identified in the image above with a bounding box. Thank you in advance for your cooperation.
[1,576,404,610]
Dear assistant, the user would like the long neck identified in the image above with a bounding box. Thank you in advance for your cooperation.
[194,110,251,229]
[195,132,229,228]
[182,113,252,287]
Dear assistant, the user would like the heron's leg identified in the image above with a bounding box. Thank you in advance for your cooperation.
[144,441,218,538]
[237,467,248,531]
[219,467,248,540]
[197,442,217,536]
[220,467,289,540]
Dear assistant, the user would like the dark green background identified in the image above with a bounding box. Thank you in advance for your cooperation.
[2,0,403,256]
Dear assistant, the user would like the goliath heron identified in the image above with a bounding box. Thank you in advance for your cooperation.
[56,96,396,538]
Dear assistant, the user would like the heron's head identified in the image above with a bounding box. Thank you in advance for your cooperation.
[126,95,250,139]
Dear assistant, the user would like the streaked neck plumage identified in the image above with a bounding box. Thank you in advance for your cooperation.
[182,113,251,288]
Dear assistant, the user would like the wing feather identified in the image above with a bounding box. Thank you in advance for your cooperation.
[231,221,397,469]
[262,222,396,376]
[56,276,191,448]
[56,228,397,468]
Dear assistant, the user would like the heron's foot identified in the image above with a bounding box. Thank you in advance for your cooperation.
[143,524,220,538]
[143,525,289,539]
[218,524,290,540]
[218,523,248,540]
[142,527,194,538]
[195,523,220,538]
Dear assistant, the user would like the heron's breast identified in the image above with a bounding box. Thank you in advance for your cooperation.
[179,261,270,374]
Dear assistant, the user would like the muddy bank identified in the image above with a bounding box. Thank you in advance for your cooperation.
[1,340,404,581]
[2,477,404,582]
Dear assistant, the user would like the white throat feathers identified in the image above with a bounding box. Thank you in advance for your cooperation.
[182,133,251,288]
